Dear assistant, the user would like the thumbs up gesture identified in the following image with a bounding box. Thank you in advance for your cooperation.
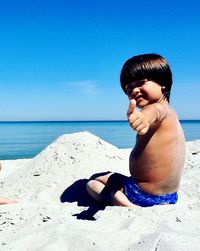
[127,99,149,135]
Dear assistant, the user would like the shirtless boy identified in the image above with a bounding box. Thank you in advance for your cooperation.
[86,53,186,207]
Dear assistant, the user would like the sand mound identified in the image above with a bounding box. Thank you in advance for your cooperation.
[0,132,200,250]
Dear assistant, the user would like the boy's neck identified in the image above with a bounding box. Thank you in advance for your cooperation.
[157,94,168,104]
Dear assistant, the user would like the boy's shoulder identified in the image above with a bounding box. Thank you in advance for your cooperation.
[142,101,170,114]
[142,101,176,123]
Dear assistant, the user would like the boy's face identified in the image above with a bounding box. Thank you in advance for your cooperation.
[125,79,163,108]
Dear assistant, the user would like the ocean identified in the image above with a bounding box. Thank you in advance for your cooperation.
[0,120,200,160]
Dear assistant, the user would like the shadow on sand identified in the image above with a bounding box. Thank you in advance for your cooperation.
[60,172,110,221]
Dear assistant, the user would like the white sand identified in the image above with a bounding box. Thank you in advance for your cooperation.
[0,132,200,251]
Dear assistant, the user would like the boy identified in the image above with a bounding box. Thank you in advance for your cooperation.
[86,53,186,207]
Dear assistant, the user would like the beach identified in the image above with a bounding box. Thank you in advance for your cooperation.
[0,131,200,250]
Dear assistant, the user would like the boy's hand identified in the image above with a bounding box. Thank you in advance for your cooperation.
[127,99,149,135]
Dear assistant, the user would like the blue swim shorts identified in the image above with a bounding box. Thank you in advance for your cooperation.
[123,177,178,207]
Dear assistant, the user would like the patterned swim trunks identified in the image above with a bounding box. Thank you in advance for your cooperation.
[124,177,178,207]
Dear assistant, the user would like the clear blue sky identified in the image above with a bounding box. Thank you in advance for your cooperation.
[1,0,200,121]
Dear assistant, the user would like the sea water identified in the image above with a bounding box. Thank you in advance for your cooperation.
[0,120,199,160]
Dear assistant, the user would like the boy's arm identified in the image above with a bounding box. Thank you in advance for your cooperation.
[127,99,167,135]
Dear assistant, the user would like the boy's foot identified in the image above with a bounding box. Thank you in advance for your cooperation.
[0,162,17,205]
[0,197,17,205]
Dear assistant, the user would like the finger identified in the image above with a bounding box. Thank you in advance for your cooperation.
[138,128,148,135]
[128,111,139,124]
[135,124,149,135]
[127,99,136,116]
[130,117,141,129]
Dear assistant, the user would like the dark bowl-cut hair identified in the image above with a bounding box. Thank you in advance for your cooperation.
[120,53,173,102]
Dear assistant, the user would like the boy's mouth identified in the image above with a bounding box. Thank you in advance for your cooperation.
[135,95,143,102]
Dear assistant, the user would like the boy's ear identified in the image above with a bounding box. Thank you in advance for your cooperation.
[161,86,166,93]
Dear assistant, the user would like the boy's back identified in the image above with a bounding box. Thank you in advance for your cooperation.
[130,101,186,195]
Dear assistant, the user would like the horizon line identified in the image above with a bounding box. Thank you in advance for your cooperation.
[0,119,200,123]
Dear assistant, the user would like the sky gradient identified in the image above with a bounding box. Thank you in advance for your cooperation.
[1,0,200,121]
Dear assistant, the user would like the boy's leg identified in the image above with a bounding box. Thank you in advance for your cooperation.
[111,190,135,208]
[86,179,135,207]
[86,179,106,203]
[86,172,113,203]
[95,172,113,184]
[87,172,135,207]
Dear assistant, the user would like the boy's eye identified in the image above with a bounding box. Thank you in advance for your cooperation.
[125,79,148,93]
[125,83,137,92]
[137,81,145,87]
[125,85,134,92]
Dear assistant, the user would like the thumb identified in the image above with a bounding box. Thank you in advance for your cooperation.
[127,99,136,115]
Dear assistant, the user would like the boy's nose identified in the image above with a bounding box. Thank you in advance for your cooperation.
[132,87,140,94]
[128,87,140,99]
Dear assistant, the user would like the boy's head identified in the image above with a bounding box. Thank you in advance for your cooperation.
[120,53,173,102]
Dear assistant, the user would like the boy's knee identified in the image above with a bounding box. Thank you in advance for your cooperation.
[95,172,113,184]
[86,180,98,193]
[86,180,93,191]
